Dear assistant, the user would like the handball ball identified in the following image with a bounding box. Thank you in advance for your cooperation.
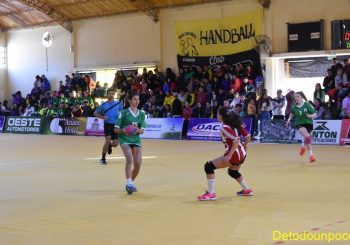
[124,125,138,135]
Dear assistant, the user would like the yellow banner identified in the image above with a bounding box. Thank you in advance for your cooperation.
[175,9,263,56]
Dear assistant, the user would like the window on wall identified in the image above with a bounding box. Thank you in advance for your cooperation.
[0,46,5,69]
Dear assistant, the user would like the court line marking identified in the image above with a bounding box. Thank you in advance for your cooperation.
[84,156,158,160]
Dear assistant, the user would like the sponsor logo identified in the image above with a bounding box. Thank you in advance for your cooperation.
[6,117,41,133]
[209,56,225,65]
[312,121,338,143]
[192,123,221,133]
[50,118,81,134]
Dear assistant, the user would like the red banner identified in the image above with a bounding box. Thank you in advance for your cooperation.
[340,119,350,145]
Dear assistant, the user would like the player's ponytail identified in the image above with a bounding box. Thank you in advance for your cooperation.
[218,106,242,129]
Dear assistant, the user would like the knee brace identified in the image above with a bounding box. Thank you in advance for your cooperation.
[204,161,216,174]
[228,169,241,179]
[304,136,312,144]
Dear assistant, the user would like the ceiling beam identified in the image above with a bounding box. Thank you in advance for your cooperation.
[128,0,158,22]
[257,0,271,8]
[15,0,73,32]
[51,0,106,8]
[0,7,33,17]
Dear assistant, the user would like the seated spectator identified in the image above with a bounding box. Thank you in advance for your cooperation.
[72,103,83,117]
[163,91,175,107]
[1,100,11,116]
[342,89,350,119]
[12,91,25,106]
[45,104,55,117]
[163,104,172,118]
[272,89,285,119]
[55,103,65,117]
[22,103,35,116]
[192,102,205,118]
[63,103,72,117]
[313,99,326,120]
[172,92,183,117]
[323,69,334,92]
[204,102,212,118]
[182,101,193,120]
[82,100,93,117]
[235,104,245,117]
[10,104,21,116]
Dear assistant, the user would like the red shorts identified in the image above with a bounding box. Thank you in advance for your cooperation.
[225,148,246,165]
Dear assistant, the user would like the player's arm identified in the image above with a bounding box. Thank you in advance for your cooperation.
[306,103,317,119]
[136,112,147,135]
[93,107,108,120]
[286,112,294,127]
[239,125,250,149]
[114,113,126,134]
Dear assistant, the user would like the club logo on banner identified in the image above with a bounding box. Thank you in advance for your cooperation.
[187,118,252,141]
[176,9,263,57]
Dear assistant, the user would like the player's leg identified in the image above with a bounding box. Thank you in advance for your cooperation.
[131,146,142,181]
[120,144,137,194]
[100,134,112,165]
[110,130,119,153]
[198,156,230,201]
[298,127,315,162]
[228,164,253,196]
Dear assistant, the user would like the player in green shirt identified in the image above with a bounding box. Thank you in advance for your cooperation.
[114,91,146,194]
[286,92,317,163]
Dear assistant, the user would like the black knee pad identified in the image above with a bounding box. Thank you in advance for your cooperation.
[204,161,216,174]
[228,169,241,179]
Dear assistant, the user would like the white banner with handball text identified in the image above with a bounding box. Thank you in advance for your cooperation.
[295,120,342,145]
[141,118,184,139]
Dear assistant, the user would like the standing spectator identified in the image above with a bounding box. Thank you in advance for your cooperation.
[313,83,325,103]
[323,69,334,93]
[272,89,285,119]
[182,101,193,119]
[12,91,25,106]
[331,58,343,76]
[204,102,212,118]
[171,92,183,117]
[258,89,272,136]
[342,89,350,119]
[40,75,51,92]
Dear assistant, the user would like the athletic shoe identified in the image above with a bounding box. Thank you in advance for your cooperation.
[99,159,107,165]
[107,143,112,155]
[299,147,306,156]
[126,184,137,194]
[197,191,217,201]
[309,155,316,163]
[236,189,254,196]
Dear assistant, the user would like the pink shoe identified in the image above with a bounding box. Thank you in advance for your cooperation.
[197,191,217,201]
[236,189,254,196]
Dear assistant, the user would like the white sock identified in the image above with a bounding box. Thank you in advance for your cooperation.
[308,149,313,156]
[301,142,305,148]
[126,178,133,186]
[239,179,250,191]
[207,179,215,194]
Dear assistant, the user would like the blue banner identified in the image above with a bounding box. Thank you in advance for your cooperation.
[187,117,252,141]
[0,116,5,132]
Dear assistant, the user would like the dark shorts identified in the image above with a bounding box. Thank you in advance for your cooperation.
[296,123,313,133]
[104,123,118,140]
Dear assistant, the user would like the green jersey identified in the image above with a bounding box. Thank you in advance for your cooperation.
[291,102,316,126]
[115,108,147,147]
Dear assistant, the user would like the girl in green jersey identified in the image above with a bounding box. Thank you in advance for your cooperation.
[114,92,147,194]
[286,92,317,163]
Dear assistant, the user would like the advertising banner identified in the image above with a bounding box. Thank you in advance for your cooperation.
[41,117,87,135]
[85,117,105,136]
[175,9,263,56]
[260,120,300,144]
[187,117,252,141]
[141,118,184,139]
[261,120,342,145]
[4,116,42,134]
[340,119,350,145]
[0,116,5,132]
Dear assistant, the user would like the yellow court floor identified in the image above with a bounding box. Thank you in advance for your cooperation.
[0,134,349,245]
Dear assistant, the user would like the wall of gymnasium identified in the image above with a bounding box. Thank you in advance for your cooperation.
[0,33,7,101]
[6,26,73,99]
[73,13,161,69]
